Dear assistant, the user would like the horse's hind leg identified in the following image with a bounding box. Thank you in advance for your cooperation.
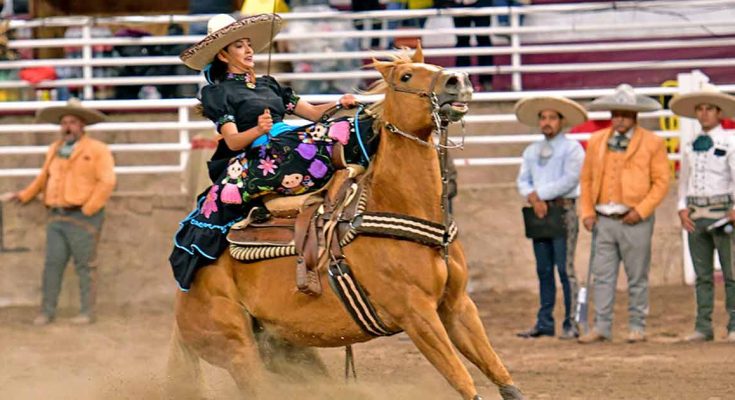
[438,244,525,400]
[256,329,329,380]
[174,262,267,397]
[166,323,207,400]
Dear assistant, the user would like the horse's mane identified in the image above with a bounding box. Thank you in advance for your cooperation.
[362,50,415,119]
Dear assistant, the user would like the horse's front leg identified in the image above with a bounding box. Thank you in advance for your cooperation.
[399,295,481,400]
[438,243,525,400]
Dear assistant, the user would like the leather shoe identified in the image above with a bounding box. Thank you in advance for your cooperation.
[559,327,579,340]
[626,330,646,343]
[70,314,95,325]
[683,330,712,343]
[516,327,554,338]
[32,314,52,326]
[578,329,610,344]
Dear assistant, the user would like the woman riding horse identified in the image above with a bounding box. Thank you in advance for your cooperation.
[170,13,358,291]
[168,13,525,400]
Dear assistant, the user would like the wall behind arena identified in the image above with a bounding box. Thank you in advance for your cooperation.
[0,182,683,309]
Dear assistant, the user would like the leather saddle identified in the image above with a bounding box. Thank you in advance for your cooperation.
[227,164,367,296]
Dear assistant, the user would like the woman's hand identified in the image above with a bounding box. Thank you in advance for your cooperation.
[338,94,357,109]
[257,108,273,134]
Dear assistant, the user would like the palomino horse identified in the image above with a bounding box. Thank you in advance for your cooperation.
[167,46,524,400]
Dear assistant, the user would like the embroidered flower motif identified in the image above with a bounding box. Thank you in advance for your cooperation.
[328,121,351,145]
[295,143,317,160]
[201,185,219,219]
[257,157,278,176]
[285,93,300,114]
[308,159,328,179]
[215,115,235,132]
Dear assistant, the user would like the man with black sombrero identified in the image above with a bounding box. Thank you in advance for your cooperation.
[577,84,670,344]
[0,99,115,326]
[515,96,587,340]
[670,83,735,343]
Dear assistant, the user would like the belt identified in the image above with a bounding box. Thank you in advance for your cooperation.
[687,195,733,207]
[49,206,82,214]
[547,198,576,207]
[596,211,626,220]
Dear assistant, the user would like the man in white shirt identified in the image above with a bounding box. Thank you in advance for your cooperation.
[670,83,735,343]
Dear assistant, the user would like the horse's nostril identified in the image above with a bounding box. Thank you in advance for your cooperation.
[446,76,458,87]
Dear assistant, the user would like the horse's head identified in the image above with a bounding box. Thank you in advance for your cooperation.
[370,44,473,139]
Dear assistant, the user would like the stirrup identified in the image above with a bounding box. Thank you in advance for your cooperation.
[296,262,322,296]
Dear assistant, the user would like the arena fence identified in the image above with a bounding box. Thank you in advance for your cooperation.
[1,0,733,98]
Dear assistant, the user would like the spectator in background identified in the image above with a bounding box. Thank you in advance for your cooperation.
[286,2,361,93]
[514,96,587,339]
[188,0,234,35]
[440,0,494,91]
[351,0,382,49]
[578,84,669,344]
[0,99,115,326]
[155,23,198,99]
[670,84,735,343]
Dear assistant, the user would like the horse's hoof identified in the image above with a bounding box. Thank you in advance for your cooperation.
[499,385,525,400]
[472,396,483,400]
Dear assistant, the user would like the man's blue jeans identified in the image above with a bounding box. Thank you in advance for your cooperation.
[532,236,574,333]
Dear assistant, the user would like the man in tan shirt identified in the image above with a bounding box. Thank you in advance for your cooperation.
[0,99,115,325]
[577,84,670,344]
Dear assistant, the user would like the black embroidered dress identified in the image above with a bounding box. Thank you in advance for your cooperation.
[169,74,357,290]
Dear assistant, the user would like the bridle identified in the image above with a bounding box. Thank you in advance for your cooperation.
[383,66,463,151]
[382,64,466,262]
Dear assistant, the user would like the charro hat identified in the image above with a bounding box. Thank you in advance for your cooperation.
[587,84,662,113]
[669,82,735,119]
[179,13,283,71]
[35,98,107,125]
[514,96,588,128]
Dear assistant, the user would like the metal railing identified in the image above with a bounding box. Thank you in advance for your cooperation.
[0,0,733,97]
[1,74,732,178]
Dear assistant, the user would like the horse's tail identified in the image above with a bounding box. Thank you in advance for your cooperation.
[165,322,206,400]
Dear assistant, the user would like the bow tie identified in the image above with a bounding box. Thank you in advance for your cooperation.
[692,134,713,152]
[607,134,630,152]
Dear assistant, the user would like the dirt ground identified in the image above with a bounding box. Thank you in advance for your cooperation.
[1,285,734,400]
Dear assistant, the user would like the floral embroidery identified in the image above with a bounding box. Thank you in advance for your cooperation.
[328,121,351,145]
[216,114,235,132]
[201,185,220,218]
[295,143,317,160]
[225,72,256,89]
[308,159,328,179]
[257,157,278,176]
[285,93,300,114]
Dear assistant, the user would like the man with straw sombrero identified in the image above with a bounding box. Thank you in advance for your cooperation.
[0,99,115,326]
[670,83,735,343]
[514,96,587,340]
[577,84,670,344]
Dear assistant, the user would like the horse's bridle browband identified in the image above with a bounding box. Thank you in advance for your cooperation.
[386,65,444,98]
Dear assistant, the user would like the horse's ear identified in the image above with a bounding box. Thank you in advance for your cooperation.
[411,41,424,63]
[372,57,394,78]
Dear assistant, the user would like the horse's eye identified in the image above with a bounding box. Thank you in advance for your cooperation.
[400,73,412,82]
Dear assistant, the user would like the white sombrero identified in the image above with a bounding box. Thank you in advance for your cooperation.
[35,98,107,125]
[180,13,283,71]
[587,84,662,113]
[514,96,588,128]
[669,82,735,119]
